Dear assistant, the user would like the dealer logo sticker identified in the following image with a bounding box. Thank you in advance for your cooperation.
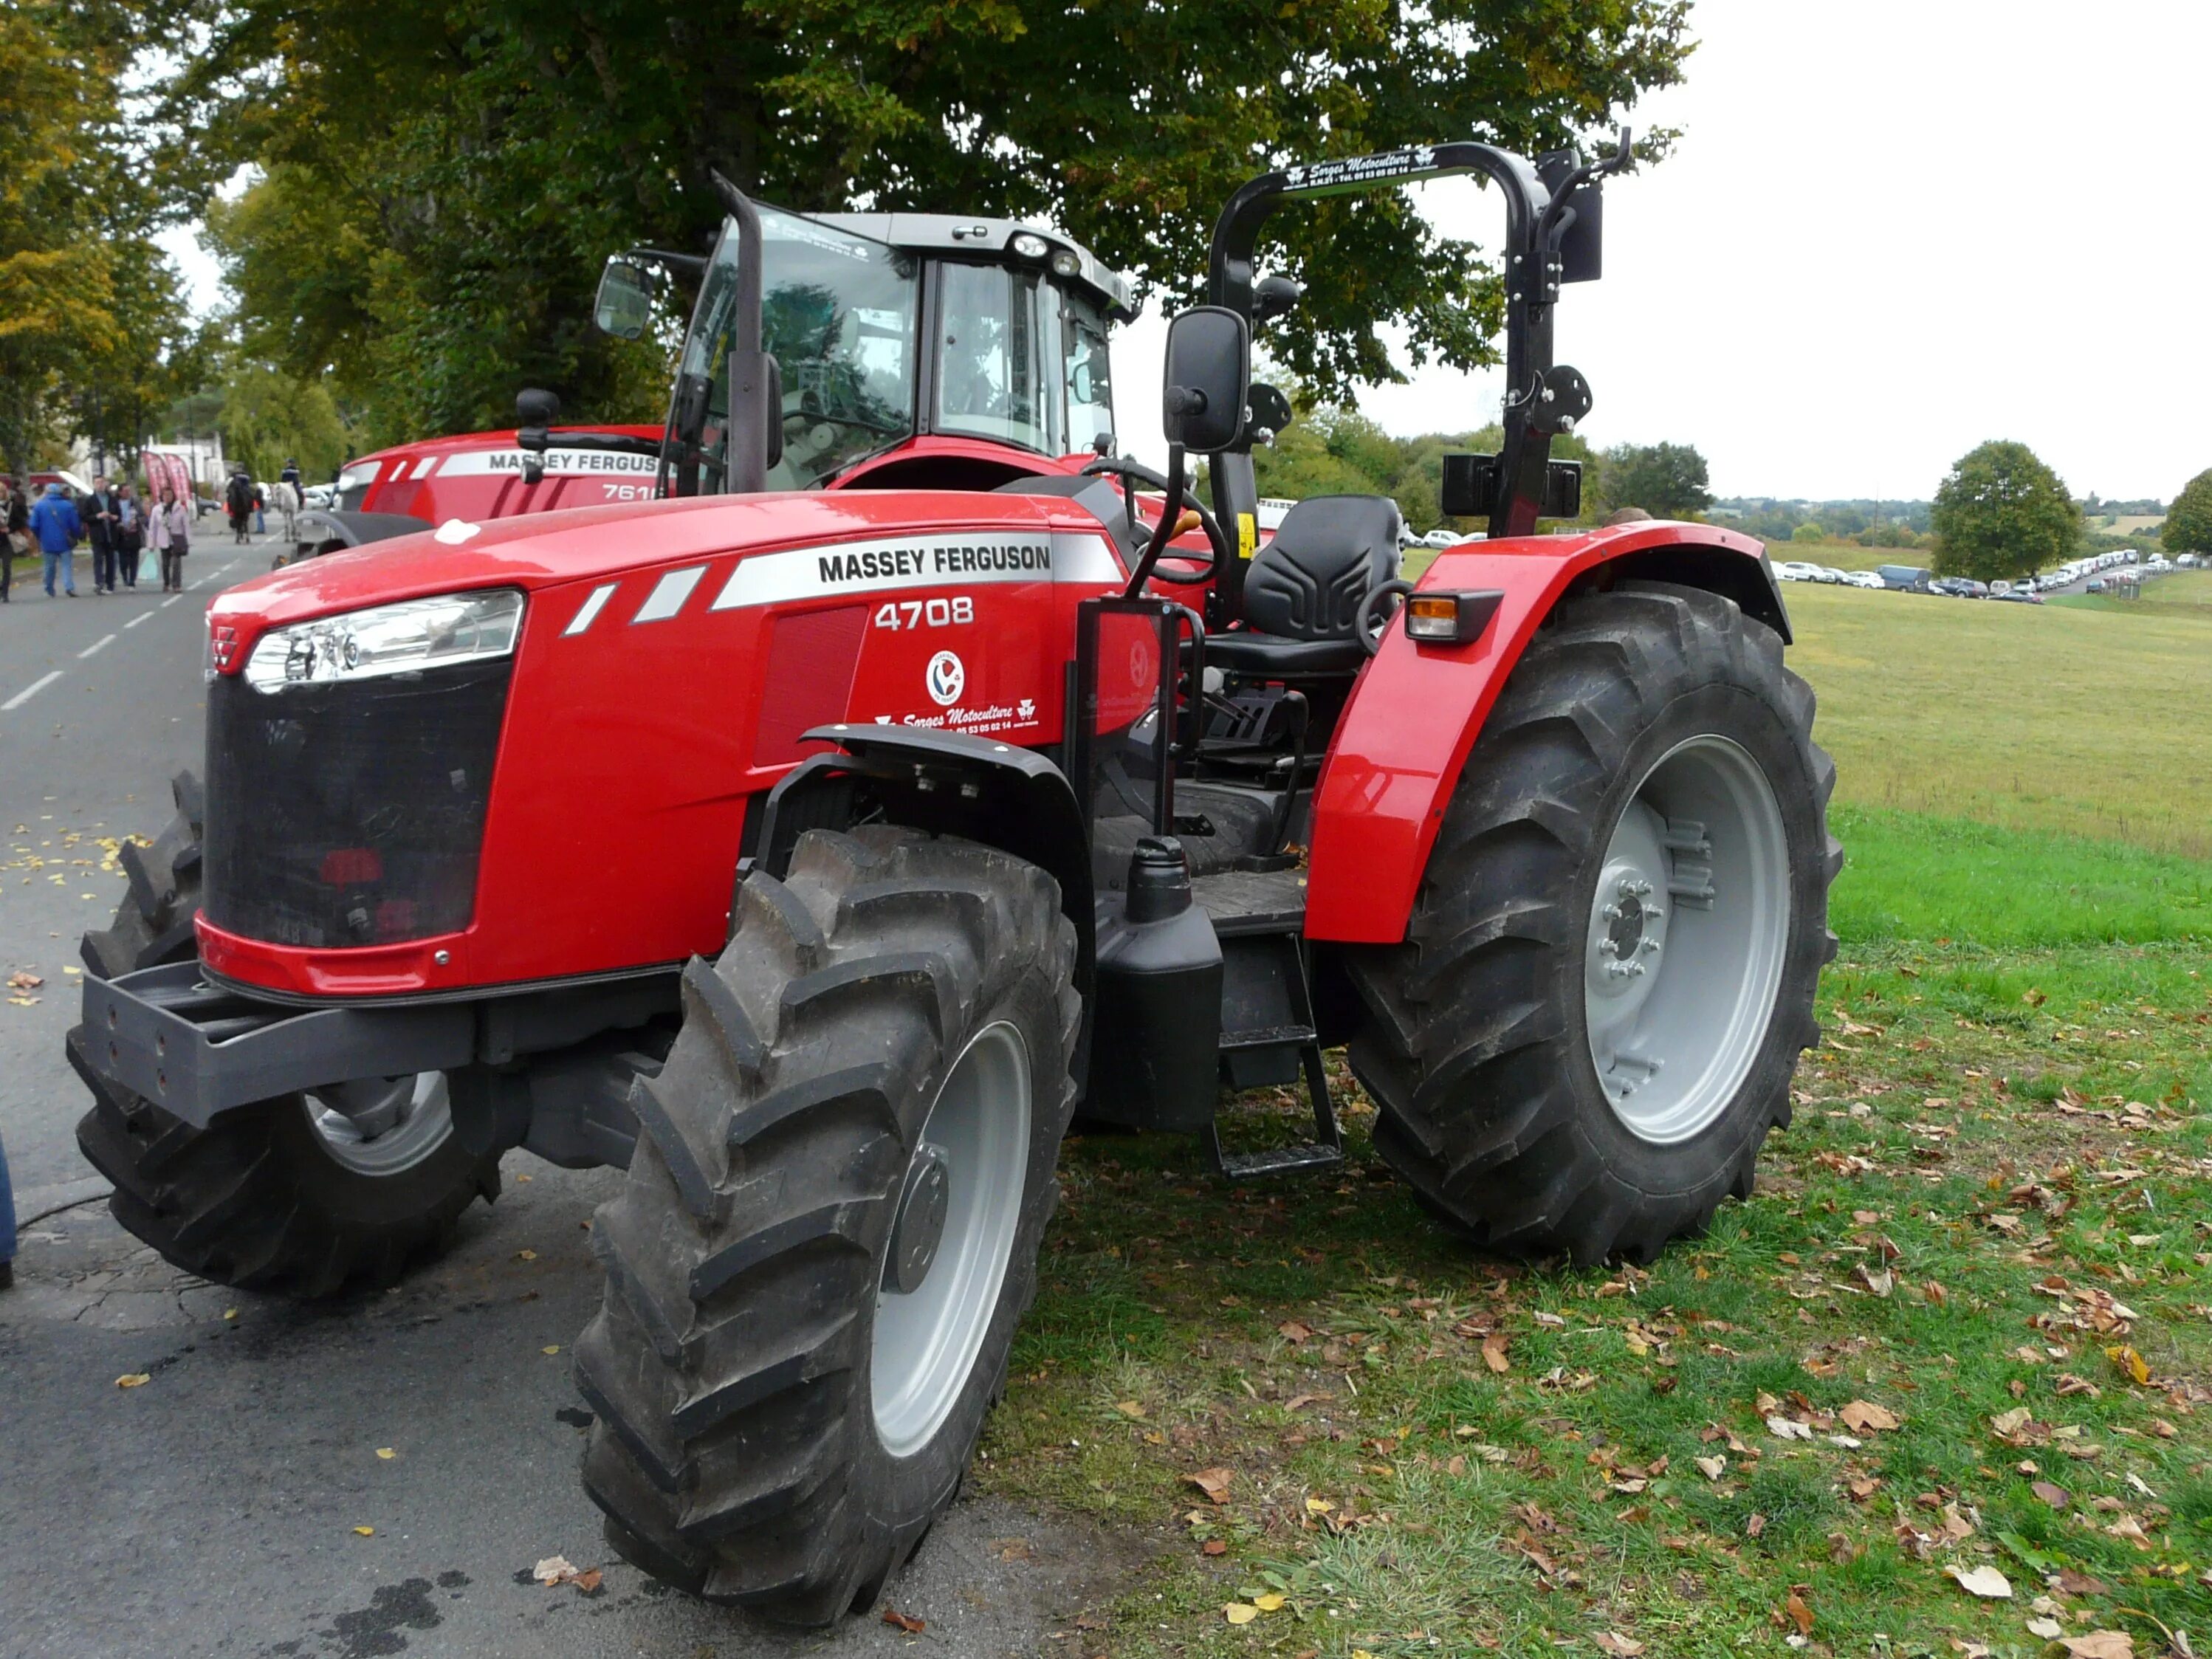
[926,650,966,707]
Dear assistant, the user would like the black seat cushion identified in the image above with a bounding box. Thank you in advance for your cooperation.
[1241,494,1402,641]
[1204,631,1370,676]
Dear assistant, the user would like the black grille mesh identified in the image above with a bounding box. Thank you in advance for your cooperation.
[205,659,512,948]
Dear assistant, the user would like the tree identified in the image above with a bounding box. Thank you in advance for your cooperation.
[2163,470,2212,555]
[1596,441,1711,519]
[163,0,1694,442]
[1929,441,2080,582]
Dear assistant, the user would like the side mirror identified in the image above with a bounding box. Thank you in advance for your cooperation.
[1252,273,1304,326]
[516,388,559,484]
[1161,306,1249,453]
[594,256,656,340]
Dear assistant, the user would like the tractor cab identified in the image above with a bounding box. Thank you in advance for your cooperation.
[596,199,1135,497]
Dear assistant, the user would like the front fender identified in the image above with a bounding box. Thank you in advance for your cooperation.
[1302,521,1781,944]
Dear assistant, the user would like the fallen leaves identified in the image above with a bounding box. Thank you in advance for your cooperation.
[353,1526,375,1536]
[1694,1454,1727,1480]
[1944,1563,2012,1599]
[1182,1467,1233,1505]
[1838,1399,1900,1433]
[2030,1480,2070,1509]
[2054,1635,2133,1658]
[881,1609,925,1633]
[1593,1635,1646,1656]
[1480,1330,1511,1374]
[114,1373,151,1389]
[5,970,42,992]
[1223,1603,1257,1626]
[533,1556,603,1593]
[375,1447,396,1461]
[2103,1343,2151,1386]
[1783,1589,1814,1637]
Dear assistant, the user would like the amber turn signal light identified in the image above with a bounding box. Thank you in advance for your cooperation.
[1402,588,1505,645]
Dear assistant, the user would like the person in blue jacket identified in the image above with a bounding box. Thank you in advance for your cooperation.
[0,1128,14,1290]
[27,481,80,597]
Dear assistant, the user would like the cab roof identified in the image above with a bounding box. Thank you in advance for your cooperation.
[813,212,1136,321]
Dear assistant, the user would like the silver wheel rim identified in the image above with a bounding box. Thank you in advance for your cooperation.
[303,1073,456,1176]
[1584,735,1790,1144]
[871,1021,1031,1460]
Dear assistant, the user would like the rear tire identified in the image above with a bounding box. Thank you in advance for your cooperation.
[1348,582,1840,1265]
[69,770,499,1296]
[575,827,1081,1624]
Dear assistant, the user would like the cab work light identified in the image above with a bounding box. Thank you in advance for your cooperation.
[1402,588,1505,645]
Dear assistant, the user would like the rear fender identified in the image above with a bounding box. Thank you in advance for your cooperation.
[1302,522,1783,944]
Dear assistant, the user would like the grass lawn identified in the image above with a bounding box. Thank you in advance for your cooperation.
[1785,582,2212,859]
[2055,571,2212,617]
[974,583,2212,1658]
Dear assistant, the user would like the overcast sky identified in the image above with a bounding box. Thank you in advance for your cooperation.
[168,1,2209,502]
[1117,0,2212,502]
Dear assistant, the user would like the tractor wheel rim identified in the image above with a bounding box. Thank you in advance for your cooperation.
[871,1020,1031,1460]
[303,1073,456,1176]
[1584,734,1790,1145]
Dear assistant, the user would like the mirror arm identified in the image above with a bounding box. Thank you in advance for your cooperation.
[1121,444,1187,600]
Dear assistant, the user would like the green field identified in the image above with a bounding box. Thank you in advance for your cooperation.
[1788,580,2212,857]
[981,577,2212,1658]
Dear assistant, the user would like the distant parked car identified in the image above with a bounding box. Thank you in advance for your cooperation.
[2086,578,2105,593]
[1877,563,1931,591]
[1843,570,1883,588]
[1775,560,1823,582]
[302,484,336,510]
[1991,588,2044,604]
[1816,566,1852,584]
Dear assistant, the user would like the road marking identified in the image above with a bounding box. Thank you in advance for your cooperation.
[124,611,151,629]
[79,633,117,659]
[161,595,182,608]
[2,670,63,712]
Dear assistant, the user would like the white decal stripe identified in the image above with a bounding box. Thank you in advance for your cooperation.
[432,447,659,479]
[564,582,617,636]
[633,566,707,623]
[709,530,1121,612]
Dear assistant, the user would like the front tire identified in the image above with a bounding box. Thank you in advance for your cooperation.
[1349,581,1840,1265]
[576,827,1081,1624]
[69,770,499,1296]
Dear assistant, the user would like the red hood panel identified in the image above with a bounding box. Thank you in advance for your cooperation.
[213,491,1079,632]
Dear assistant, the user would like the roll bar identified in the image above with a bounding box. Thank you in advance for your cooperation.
[1200,132,1632,607]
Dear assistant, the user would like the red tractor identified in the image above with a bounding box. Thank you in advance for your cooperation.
[279,204,1138,565]
[70,134,1836,1624]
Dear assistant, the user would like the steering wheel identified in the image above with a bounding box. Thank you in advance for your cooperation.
[1359,579,1414,656]
[1080,456,1232,585]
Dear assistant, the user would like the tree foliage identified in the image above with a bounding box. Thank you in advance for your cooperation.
[1596,439,1711,518]
[2163,470,2212,556]
[161,0,1691,444]
[1929,441,2080,582]
[1251,389,1597,534]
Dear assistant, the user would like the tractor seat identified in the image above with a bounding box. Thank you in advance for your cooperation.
[1206,494,1403,679]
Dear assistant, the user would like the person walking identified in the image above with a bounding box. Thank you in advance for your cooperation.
[0,1123,16,1291]
[115,480,144,589]
[84,473,121,593]
[253,479,267,536]
[225,466,253,544]
[0,478,24,603]
[28,481,80,596]
[149,484,190,591]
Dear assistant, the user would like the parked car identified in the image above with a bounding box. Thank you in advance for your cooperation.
[2086,579,2105,593]
[1843,570,1883,588]
[1775,560,1824,582]
[1991,587,2044,604]
[1877,563,1931,591]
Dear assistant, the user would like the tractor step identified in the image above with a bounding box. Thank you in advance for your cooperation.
[1189,899,1342,1181]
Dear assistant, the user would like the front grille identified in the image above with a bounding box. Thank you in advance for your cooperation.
[204,659,512,948]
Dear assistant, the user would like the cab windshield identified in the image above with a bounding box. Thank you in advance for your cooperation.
[678,207,1117,487]
[683,207,921,490]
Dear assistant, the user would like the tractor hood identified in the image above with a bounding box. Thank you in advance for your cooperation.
[213,491,1092,636]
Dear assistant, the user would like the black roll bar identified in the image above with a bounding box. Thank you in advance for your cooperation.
[1200,133,1630,605]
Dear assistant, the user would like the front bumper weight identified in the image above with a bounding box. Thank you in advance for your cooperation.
[79,961,476,1131]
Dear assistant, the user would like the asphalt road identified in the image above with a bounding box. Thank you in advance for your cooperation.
[0,535,1139,1659]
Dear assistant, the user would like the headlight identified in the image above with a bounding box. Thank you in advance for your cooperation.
[241,590,525,690]
[1009,232,1049,258]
